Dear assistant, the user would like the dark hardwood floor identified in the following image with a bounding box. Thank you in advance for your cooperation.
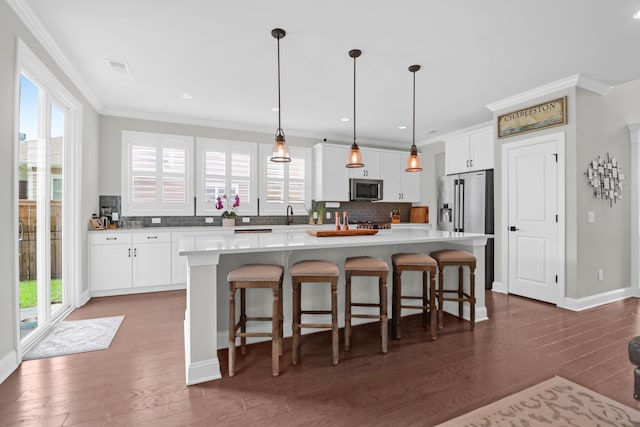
[1,290,639,426]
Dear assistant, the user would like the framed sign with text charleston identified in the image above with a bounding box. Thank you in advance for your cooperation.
[497,97,567,138]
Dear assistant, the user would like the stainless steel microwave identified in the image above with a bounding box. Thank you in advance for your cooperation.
[349,178,383,201]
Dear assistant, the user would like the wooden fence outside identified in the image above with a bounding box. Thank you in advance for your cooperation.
[18,200,62,281]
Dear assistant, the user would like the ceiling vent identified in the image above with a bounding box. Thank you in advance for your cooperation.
[106,58,130,74]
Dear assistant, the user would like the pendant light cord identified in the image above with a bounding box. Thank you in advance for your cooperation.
[353,54,357,144]
[412,68,416,147]
[277,34,282,134]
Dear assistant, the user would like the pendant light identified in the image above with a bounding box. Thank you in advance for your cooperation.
[270,28,291,163]
[346,49,364,168]
[405,65,423,172]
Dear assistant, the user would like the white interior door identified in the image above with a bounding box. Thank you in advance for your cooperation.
[507,137,558,303]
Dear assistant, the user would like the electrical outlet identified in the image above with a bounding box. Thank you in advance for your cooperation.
[598,269,604,281]
[326,212,331,219]
[587,211,595,223]
[242,217,250,223]
[151,217,161,224]
[205,217,213,223]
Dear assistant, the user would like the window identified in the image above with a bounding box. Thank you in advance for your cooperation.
[195,138,257,216]
[121,131,193,216]
[259,145,311,215]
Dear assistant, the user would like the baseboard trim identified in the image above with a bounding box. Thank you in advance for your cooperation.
[491,281,507,294]
[186,359,222,385]
[0,350,19,384]
[90,283,186,298]
[559,287,633,311]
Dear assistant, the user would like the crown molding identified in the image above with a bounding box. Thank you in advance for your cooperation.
[7,0,103,112]
[417,120,494,146]
[485,74,611,113]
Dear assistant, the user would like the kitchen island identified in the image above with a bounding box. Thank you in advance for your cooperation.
[179,226,488,385]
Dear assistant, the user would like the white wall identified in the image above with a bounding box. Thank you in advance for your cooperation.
[0,0,99,379]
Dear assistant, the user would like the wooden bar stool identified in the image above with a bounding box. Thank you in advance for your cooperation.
[344,256,389,354]
[391,253,437,341]
[291,260,339,366]
[227,264,284,377]
[430,250,476,330]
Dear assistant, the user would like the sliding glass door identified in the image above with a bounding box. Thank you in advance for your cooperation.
[18,73,68,343]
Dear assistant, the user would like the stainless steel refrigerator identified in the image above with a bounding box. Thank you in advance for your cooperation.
[437,170,494,289]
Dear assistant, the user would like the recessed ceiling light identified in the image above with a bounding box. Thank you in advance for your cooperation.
[106,58,130,74]
[634,10,640,19]
[180,93,192,99]
[397,125,407,130]
[270,106,279,112]
[340,117,351,122]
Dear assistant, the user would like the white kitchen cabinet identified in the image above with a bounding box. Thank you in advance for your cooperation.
[444,125,494,175]
[348,148,381,179]
[171,232,188,284]
[132,232,171,287]
[380,151,422,202]
[89,231,171,293]
[314,143,349,201]
[89,232,133,291]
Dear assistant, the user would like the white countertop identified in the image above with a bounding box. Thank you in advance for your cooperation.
[178,227,486,256]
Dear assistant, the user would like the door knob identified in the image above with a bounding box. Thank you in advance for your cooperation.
[509,226,520,232]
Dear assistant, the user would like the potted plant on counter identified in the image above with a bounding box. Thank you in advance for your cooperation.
[216,194,240,227]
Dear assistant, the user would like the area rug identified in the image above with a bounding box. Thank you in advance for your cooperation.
[23,315,124,360]
[437,376,640,427]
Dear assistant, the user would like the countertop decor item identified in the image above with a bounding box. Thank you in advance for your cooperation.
[405,64,423,172]
[216,194,240,219]
[269,28,291,163]
[306,229,378,237]
[585,152,624,207]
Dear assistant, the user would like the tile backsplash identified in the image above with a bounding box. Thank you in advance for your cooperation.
[98,195,416,228]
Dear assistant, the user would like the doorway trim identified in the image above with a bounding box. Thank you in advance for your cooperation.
[13,38,83,356]
[500,131,566,306]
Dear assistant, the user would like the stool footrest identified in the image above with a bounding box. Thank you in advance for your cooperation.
[401,304,431,310]
[299,323,333,329]
[245,316,274,322]
[237,332,273,338]
[352,314,383,319]
[351,302,382,308]
[401,295,425,300]
[300,310,332,315]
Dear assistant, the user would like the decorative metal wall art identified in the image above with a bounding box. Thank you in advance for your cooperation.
[585,153,624,207]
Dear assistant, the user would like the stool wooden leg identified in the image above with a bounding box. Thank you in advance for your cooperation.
[380,274,388,354]
[429,268,437,340]
[422,271,428,327]
[271,285,280,377]
[470,266,476,330]
[345,273,352,352]
[392,269,402,340]
[228,285,236,377]
[331,278,339,366]
[292,280,300,365]
[279,281,284,356]
[458,266,464,320]
[240,288,247,356]
[438,267,444,329]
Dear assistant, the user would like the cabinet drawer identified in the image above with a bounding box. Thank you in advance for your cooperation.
[133,231,171,244]
[89,232,132,245]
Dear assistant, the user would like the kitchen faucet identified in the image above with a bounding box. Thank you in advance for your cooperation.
[286,205,294,225]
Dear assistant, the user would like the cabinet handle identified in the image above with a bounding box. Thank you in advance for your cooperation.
[470,159,473,168]
[128,248,131,258]
[147,236,158,239]
[134,248,137,257]
[466,160,470,167]
[106,237,117,241]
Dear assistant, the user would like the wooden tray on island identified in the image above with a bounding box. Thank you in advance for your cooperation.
[306,229,378,237]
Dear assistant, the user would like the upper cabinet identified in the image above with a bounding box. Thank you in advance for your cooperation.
[314,143,349,201]
[347,148,381,179]
[444,125,494,175]
[314,143,422,203]
[379,151,421,202]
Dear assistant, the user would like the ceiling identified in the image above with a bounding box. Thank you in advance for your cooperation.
[16,0,640,148]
